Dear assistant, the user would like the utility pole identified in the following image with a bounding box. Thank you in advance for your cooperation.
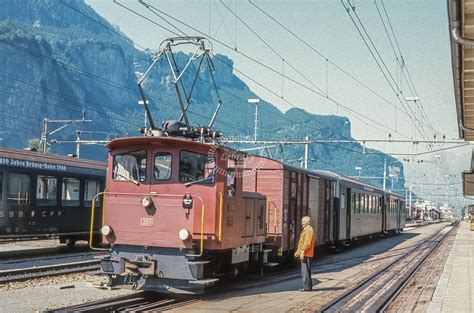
[304,135,309,169]
[76,131,82,158]
[409,188,412,219]
[383,159,387,191]
[39,111,92,154]
[248,99,260,142]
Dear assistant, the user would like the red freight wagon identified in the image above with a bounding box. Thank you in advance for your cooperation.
[243,156,337,258]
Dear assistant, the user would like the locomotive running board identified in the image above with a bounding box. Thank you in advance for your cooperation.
[188,278,219,286]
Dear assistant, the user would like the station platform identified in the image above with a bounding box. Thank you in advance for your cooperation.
[429,221,474,312]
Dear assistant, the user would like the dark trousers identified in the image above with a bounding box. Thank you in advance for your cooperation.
[301,257,313,290]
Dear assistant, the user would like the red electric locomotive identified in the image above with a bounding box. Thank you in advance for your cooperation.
[95,136,268,292]
[94,37,270,293]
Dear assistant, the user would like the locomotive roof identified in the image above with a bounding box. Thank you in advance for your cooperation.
[0,147,105,170]
[107,136,245,158]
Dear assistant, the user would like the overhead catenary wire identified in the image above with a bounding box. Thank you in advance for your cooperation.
[247,0,439,137]
[341,0,429,142]
[133,0,421,143]
[379,0,438,135]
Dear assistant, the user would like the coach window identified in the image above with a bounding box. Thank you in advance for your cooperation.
[7,173,30,204]
[179,151,215,183]
[364,195,369,214]
[154,153,172,180]
[84,180,101,207]
[36,176,57,206]
[351,193,356,213]
[113,150,147,183]
[62,178,80,206]
[357,193,361,214]
[366,195,370,214]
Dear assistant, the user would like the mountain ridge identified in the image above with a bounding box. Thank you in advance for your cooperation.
[0,0,406,191]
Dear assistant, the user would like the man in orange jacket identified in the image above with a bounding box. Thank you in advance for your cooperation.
[294,216,314,291]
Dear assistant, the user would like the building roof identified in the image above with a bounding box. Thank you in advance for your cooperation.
[448,0,474,141]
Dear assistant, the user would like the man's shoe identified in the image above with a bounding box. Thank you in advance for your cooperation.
[299,288,311,291]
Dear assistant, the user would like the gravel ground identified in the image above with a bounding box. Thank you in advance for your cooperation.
[0,273,136,313]
[0,240,63,252]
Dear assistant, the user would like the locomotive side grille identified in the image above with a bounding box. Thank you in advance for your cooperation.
[189,263,198,279]
[100,260,114,273]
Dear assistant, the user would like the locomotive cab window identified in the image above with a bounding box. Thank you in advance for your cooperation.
[154,153,172,180]
[36,176,57,206]
[7,173,30,204]
[226,169,237,197]
[179,151,215,184]
[62,178,80,206]
[113,150,147,183]
[84,179,101,207]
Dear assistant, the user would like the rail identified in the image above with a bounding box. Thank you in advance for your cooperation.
[320,222,458,312]
[89,191,206,255]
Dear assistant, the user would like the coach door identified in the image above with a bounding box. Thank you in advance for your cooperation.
[382,195,387,231]
[346,188,351,239]
[396,199,401,233]
[339,187,347,241]
[5,172,31,234]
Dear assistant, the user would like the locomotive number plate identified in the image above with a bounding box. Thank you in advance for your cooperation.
[140,218,154,227]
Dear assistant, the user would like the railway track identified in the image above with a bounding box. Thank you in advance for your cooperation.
[53,292,200,312]
[319,222,459,312]
[54,223,448,312]
[0,259,100,284]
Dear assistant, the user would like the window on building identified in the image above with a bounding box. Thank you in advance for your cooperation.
[179,151,215,184]
[154,153,172,180]
[62,178,80,206]
[84,180,101,207]
[7,173,30,204]
[113,150,147,182]
[36,176,57,206]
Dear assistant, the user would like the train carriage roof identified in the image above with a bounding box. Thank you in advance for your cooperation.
[0,148,106,175]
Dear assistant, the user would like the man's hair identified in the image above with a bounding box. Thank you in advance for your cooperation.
[302,216,311,224]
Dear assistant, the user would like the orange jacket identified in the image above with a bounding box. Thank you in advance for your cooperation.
[296,225,314,257]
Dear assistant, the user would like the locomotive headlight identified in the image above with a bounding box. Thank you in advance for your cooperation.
[100,225,113,236]
[141,196,152,208]
[179,228,191,241]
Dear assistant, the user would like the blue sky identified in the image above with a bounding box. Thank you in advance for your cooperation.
[85,0,470,208]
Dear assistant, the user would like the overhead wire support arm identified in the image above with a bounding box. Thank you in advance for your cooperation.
[137,50,165,130]
[206,53,223,129]
[39,111,92,154]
